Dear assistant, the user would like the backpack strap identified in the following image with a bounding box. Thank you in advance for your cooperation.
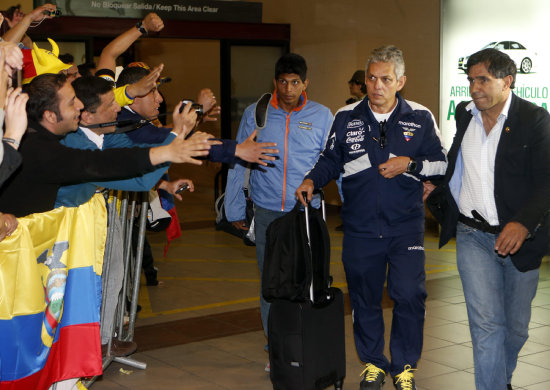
[243,93,273,195]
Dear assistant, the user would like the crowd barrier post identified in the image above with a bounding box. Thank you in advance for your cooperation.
[85,191,149,387]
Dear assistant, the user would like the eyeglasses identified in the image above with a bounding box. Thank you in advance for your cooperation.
[372,120,387,149]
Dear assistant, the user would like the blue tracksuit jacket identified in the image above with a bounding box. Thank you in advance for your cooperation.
[225,92,333,221]
[306,94,447,238]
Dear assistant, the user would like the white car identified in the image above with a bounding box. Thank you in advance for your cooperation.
[458,41,537,73]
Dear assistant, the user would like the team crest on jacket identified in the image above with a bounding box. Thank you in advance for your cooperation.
[403,131,414,141]
[398,120,420,142]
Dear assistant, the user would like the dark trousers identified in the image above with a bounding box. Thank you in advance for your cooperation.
[342,232,426,376]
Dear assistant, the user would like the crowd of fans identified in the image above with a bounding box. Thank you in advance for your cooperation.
[0,5,278,388]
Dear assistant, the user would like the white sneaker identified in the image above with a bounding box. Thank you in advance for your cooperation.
[265,362,270,372]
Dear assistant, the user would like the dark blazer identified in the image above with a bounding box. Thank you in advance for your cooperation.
[427,94,550,271]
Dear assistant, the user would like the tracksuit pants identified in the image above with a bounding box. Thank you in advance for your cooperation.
[342,232,426,377]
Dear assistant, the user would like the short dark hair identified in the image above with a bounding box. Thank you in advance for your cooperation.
[4,4,21,20]
[24,73,67,123]
[72,76,113,113]
[466,48,517,89]
[77,62,96,78]
[275,53,307,81]
[58,53,74,64]
[116,66,150,88]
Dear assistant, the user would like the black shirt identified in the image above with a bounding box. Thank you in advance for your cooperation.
[0,121,155,217]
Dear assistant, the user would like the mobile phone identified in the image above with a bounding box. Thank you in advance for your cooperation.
[175,183,189,194]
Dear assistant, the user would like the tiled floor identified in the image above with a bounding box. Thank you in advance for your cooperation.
[91,164,550,390]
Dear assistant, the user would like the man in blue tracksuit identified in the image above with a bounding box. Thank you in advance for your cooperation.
[225,53,333,368]
[297,46,447,390]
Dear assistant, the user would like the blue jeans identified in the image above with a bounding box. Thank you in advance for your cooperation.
[456,222,539,390]
[254,205,287,337]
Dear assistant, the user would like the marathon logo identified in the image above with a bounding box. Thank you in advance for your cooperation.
[398,121,421,128]
[347,119,364,129]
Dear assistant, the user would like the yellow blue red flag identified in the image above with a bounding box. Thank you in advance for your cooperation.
[0,194,106,389]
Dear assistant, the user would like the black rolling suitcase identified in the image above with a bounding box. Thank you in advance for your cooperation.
[266,194,346,390]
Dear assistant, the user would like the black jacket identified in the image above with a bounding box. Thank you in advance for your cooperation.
[0,121,155,217]
[0,141,22,188]
[427,94,550,271]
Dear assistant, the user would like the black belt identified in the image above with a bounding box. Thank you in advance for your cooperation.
[458,212,501,234]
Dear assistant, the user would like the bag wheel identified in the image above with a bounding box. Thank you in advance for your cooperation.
[334,378,344,390]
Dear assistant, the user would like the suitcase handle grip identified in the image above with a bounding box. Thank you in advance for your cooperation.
[302,189,326,303]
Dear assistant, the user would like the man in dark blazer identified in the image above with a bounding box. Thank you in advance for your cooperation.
[426,48,550,390]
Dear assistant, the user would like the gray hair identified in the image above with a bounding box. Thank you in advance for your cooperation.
[366,45,405,79]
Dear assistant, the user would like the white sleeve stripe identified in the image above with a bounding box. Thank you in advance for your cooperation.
[335,100,362,115]
[343,154,372,177]
[420,159,447,177]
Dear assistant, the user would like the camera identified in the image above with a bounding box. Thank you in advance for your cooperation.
[43,9,62,17]
[179,99,204,119]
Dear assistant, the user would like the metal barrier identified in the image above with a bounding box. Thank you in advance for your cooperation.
[84,190,149,387]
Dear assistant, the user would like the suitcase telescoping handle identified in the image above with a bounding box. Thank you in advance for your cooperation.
[302,190,325,303]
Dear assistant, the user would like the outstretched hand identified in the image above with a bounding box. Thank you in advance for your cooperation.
[235,129,278,166]
[171,131,222,165]
[202,105,221,122]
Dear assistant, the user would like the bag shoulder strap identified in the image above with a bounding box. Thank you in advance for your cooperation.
[243,92,273,195]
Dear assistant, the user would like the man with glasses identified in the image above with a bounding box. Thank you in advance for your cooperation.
[296,45,446,390]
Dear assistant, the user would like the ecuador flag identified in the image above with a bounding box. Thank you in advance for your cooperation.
[0,194,107,389]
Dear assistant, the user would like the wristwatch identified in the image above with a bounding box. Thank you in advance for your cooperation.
[407,158,417,173]
[136,21,147,35]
